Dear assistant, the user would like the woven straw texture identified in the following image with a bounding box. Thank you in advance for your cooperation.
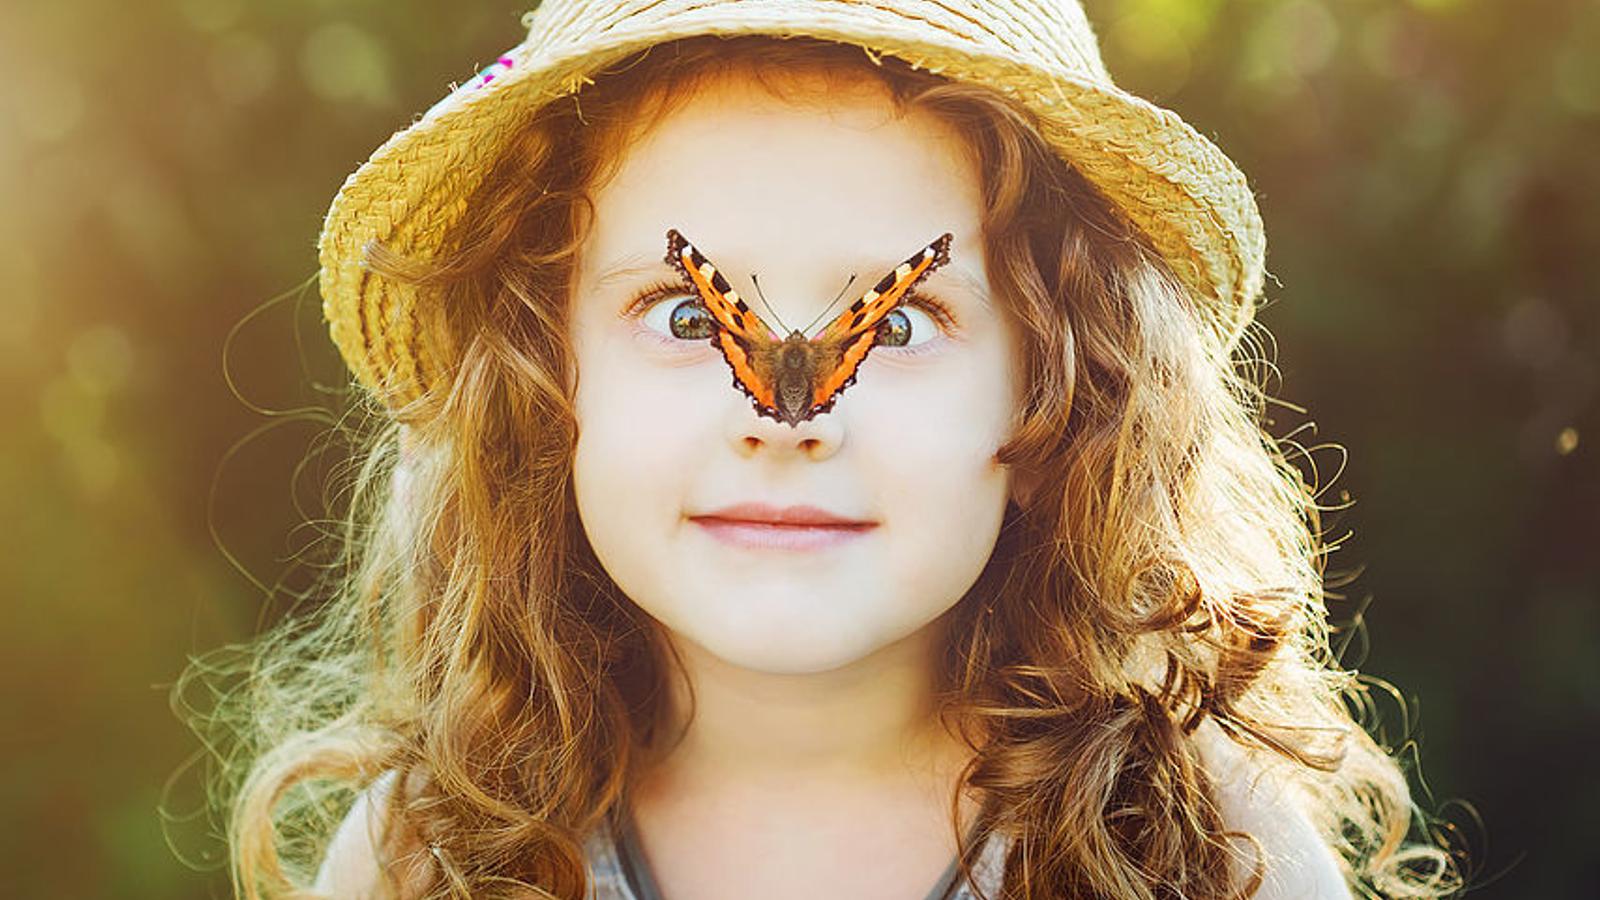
[317,0,1266,409]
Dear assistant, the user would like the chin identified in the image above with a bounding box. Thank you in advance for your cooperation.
[685,621,894,676]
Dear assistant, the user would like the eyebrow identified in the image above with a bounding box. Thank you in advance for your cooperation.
[591,248,993,307]
[594,252,671,288]
[930,264,993,309]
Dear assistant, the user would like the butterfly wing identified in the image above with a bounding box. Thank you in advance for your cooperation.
[806,232,954,412]
[664,229,783,412]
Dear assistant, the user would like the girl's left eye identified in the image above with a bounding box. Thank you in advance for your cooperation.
[866,292,958,353]
[625,281,957,350]
[627,281,718,341]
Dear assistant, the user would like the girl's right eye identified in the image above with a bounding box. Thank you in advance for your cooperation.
[626,281,719,341]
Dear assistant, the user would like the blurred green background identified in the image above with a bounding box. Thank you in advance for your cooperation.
[0,0,1593,897]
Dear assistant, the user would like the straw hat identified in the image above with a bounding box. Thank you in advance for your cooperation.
[318,0,1266,410]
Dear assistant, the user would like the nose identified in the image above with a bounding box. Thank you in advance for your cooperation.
[726,400,845,461]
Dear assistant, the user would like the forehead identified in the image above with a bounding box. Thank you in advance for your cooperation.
[576,69,986,290]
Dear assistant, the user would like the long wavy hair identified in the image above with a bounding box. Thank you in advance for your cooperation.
[185,35,1465,899]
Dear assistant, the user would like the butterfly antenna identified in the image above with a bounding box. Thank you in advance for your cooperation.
[751,272,861,337]
[750,273,793,333]
[800,274,859,336]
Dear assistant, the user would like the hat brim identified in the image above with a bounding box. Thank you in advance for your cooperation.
[318,2,1265,407]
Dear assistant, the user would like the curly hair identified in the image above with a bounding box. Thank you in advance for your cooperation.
[184,34,1465,899]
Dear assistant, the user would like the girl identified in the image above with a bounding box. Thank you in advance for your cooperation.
[198,2,1464,898]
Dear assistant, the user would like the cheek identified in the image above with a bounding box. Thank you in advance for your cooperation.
[850,351,1017,603]
[570,329,720,598]
[571,321,724,458]
[854,341,1017,484]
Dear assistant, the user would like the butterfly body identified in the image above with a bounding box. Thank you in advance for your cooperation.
[664,228,953,426]
[759,330,841,425]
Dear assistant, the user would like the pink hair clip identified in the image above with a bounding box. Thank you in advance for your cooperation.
[466,55,515,91]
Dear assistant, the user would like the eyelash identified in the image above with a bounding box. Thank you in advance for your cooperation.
[622,279,959,352]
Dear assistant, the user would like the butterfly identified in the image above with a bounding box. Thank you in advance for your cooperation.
[662,228,955,426]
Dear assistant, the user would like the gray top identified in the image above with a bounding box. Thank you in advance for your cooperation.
[582,806,1011,900]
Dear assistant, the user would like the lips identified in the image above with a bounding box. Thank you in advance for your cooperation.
[693,502,872,527]
[688,502,877,551]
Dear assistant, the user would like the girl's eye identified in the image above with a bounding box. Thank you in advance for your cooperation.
[627,281,957,350]
[632,284,719,341]
[663,298,718,340]
[875,303,942,349]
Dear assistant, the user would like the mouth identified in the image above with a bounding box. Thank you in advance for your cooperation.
[688,503,877,551]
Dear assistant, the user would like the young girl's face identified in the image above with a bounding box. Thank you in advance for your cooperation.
[569,70,1022,676]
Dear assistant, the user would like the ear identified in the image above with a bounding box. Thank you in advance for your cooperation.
[1009,465,1043,509]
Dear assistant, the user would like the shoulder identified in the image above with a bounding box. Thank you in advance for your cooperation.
[1192,720,1354,900]
[314,769,437,900]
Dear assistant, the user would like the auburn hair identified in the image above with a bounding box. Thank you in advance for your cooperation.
[184,34,1464,899]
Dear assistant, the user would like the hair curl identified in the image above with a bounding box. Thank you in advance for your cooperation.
[183,34,1465,900]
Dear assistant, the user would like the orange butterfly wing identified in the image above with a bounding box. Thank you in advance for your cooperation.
[665,228,782,411]
[664,229,954,423]
[807,232,953,411]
